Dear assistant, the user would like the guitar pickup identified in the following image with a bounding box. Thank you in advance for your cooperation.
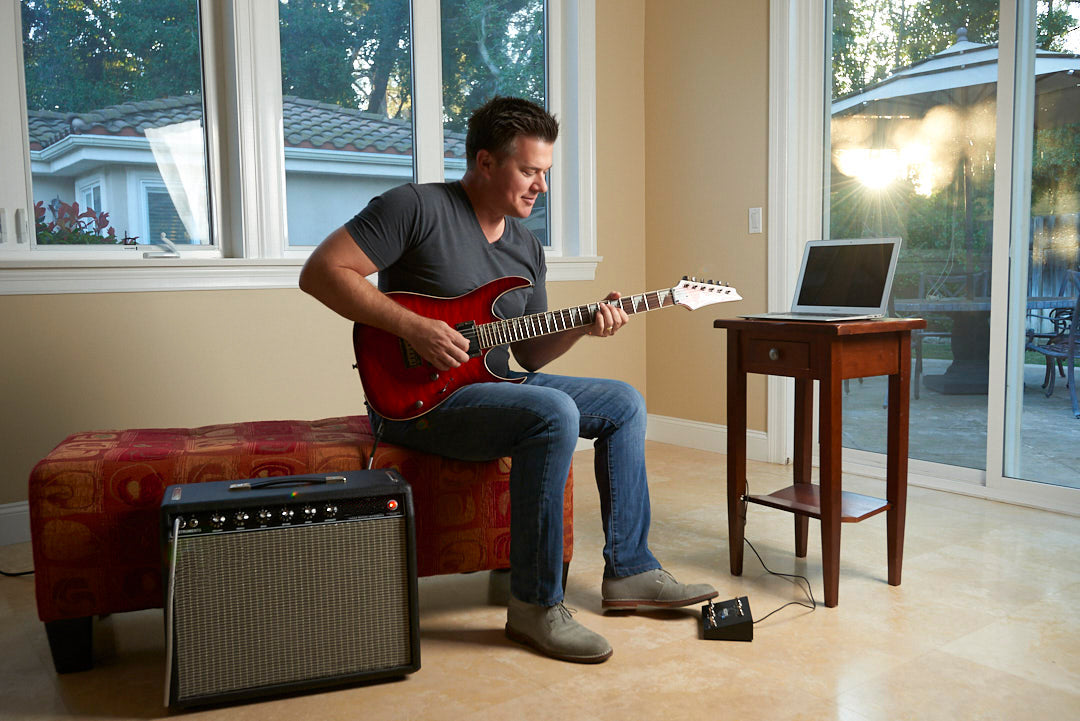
[455,321,481,357]
[398,339,423,369]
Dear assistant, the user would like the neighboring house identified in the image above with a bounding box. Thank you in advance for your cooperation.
[27,95,470,247]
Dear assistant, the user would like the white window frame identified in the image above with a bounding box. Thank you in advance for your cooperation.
[0,0,598,294]
[770,0,1079,515]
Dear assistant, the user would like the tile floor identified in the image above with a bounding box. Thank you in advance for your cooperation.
[1,442,1078,720]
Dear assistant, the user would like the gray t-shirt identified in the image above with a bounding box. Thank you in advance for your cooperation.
[345,181,548,376]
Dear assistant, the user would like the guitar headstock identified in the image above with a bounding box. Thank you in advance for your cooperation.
[672,276,743,310]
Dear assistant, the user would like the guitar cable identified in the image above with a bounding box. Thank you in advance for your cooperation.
[365,402,386,470]
[740,480,816,624]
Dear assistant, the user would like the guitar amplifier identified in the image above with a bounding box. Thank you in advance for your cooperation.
[160,470,420,707]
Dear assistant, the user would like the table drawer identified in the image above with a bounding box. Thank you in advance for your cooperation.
[743,338,811,374]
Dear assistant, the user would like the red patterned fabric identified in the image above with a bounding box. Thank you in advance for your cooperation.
[29,416,573,623]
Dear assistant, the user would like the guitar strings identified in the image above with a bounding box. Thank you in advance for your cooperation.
[476,289,677,350]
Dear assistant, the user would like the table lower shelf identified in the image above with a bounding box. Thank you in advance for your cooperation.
[745,484,889,522]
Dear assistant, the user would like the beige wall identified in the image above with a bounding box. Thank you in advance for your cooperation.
[0,0,653,505]
[643,0,770,430]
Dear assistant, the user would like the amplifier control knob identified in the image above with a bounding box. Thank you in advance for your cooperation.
[258,509,272,522]
[303,506,317,518]
[210,514,226,527]
[280,509,295,521]
[234,511,249,524]
[324,505,338,516]
[188,518,199,528]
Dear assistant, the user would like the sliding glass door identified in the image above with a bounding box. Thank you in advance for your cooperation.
[1001,1,1080,490]
[822,0,1079,502]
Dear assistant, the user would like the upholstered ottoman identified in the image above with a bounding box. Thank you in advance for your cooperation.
[28,415,573,672]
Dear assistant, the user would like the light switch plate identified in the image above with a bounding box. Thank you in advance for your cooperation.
[748,207,762,234]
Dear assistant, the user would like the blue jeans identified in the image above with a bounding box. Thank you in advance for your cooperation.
[370,373,660,606]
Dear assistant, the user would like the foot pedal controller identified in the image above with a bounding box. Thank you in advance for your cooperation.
[701,596,753,642]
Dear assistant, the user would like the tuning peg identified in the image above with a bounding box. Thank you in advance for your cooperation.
[707,279,714,285]
[682,275,688,281]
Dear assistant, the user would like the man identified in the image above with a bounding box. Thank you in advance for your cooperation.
[299,96,717,664]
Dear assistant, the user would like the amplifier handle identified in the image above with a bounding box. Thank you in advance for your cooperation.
[228,474,350,491]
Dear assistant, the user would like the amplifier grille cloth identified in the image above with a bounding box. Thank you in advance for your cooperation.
[173,518,410,700]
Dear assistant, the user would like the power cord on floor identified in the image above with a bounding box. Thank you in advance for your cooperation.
[742,481,816,624]
[0,567,34,577]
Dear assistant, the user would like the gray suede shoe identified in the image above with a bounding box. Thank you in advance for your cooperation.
[506,597,613,663]
[601,569,719,609]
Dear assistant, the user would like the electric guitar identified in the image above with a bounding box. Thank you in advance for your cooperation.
[353,275,742,420]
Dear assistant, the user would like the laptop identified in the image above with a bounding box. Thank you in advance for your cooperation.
[741,237,902,321]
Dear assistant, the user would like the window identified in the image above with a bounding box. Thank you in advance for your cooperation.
[770,0,1080,512]
[278,0,415,248]
[0,0,597,292]
[440,0,550,246]
[77,178,102,217]
[17,0,211,252]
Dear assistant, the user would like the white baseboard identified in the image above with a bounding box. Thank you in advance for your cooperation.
[647,413,770,462]
[0,502,30,546]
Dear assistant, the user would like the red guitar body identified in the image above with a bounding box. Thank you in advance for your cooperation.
[352,276,530,421]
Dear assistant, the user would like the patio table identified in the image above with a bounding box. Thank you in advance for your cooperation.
[893,296,1076,394]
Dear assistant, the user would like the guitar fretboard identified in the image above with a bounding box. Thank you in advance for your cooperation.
[475,288,677,349]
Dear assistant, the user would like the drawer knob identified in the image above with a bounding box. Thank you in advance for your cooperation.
[768,347,781,361]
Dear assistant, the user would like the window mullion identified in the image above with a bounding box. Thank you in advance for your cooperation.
[412,0,445,184]
[223,0,288,258]
[0,0,34,253]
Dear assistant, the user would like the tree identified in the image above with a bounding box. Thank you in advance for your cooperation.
[22,0,548,124]
[22,0,201,112]
[440,0,544,132]
[829,0,1080,282]
[279,0,361,108]
[349,0,412,117]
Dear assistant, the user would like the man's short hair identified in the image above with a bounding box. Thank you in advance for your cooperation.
[465,96,559,169]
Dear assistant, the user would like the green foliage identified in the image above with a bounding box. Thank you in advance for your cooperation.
[832,0,1078,99]
[22,0,546,123]
[279,0,363,108]
[1032,123,1080,214]
[22,0,202,112]
[830,0,1080,284]
[440,0,545,132]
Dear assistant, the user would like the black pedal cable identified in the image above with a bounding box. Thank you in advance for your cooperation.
[741,482,816,624]
[0,567,34,577]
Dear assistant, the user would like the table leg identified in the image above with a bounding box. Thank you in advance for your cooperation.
[726,331,746,576]
[886,333,912,586]
[793,378,813,558]
[819,361,843,608]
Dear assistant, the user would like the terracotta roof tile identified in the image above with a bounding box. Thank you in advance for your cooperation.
[27,95,466,158]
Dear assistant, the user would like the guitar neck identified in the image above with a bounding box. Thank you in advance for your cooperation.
[477,288,677,349]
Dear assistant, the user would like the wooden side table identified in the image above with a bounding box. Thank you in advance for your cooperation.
[713,317,925,607]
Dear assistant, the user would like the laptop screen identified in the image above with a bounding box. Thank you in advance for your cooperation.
[791,238,901,313]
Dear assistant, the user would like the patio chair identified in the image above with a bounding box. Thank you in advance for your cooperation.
[1025,270,1080,419]
[911,270,989,399]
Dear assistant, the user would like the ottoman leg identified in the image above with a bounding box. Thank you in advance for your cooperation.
[44,617,93,673]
